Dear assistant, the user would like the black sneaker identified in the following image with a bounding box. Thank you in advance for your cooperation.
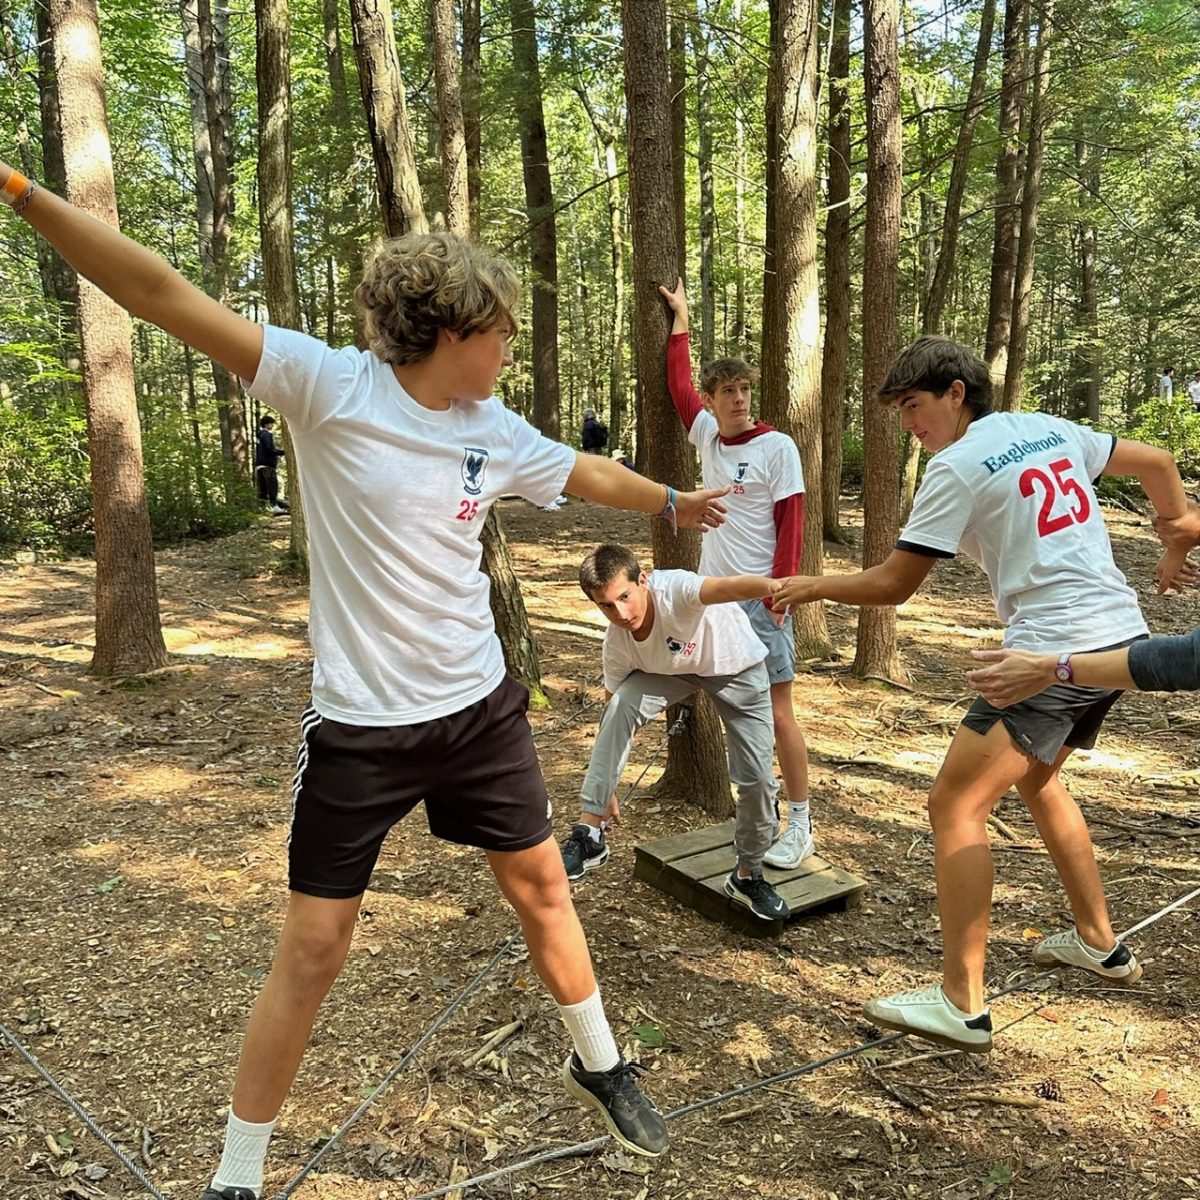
[724,870,790,921]
[561,1053,669,1157]
[560,824,609,881]
[200,1189,258,1200]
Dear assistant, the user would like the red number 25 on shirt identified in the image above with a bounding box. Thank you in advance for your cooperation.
[1019,457,1091,537]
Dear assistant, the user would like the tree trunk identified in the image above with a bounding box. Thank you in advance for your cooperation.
[461,0,482,234]
[256,0,307,570]
[765,0,830,658]
[181,0,249,490]
[510,0,561,441]
[1002,0,1054,413]
[623,0,731,818]
[348,0,429,238]
[691,0,715,364]
[669,7,687,283]
[430,0,469,237]
[1071,122,1101,423]
[820,0,850,544]
[984,0,1029,382]
[481,508,546,705]
[49,0,167,676]
[925,0,995,333]
[855,0,902,682]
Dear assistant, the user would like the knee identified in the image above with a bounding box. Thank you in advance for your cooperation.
[277,918,354,992]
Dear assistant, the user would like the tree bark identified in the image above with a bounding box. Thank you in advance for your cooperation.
[623,0,731,818]
[430,0,470,237]
[48,0,167,676]
[1071,121,1101,423]
[820,0,850,544]
[461,0,482,234]
[856,0,903,681]
[1002,0,1054,413]
[348,0,429,238]
[764,0,830,658]
[256,0,307,569]
[510,0,561,441]
[669,7,687,283]
[691,0,715,364]
[984,0,1029,382]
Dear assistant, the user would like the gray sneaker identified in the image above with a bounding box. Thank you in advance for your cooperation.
[560,824,608,881]
[562,1053,669,1157]
[763,825,815,869]
[724,870,789,920]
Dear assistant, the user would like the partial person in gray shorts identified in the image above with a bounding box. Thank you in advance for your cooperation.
[739,598,796,684]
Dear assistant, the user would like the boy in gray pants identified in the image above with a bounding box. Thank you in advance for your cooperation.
[561,543,789,921]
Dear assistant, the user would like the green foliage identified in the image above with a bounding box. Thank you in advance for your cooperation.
[1124,396,1200,478]
[0,405,91,552]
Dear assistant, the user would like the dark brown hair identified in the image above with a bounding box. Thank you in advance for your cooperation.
[700,357,759,396]
[878,335,994,417]
[579,543,641,598]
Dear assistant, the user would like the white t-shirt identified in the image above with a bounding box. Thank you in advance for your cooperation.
[1187,379,1200,407]
[687,412,804,577]
[245,325,574,725]
[601,569,767,692]
[898,411,1147,652]
[1160,373,1174,398]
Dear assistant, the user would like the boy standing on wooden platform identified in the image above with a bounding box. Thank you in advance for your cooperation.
[657,279,815,870]
[0,157,748,1187]
[775,335,1190,1053]
[561,543,790,922]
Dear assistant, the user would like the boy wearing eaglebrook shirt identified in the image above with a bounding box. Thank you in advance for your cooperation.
[775,335,1190,1053]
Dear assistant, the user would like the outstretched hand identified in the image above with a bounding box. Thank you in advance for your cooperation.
[966,648,1055,708]
[773,575,822,608]
[673,485,729,531]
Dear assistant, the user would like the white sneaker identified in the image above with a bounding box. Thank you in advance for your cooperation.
[269,504,289,515]
[863,984,993,1053]
[763,825,814,869]
[1032,928,1143,984]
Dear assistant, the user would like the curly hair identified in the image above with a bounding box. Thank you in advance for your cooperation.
[354,232,520,365]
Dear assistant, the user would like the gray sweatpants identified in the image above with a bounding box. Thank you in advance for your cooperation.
[579,663,779,874]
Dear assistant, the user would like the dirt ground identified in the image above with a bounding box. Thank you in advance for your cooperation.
[2,497,1199,1200]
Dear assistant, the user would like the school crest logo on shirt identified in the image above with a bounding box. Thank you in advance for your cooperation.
[665,636,684,654]
[734,462,749,483]
[461,448,489,495]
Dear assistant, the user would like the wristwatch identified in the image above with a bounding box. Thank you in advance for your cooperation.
[1054,652,1074,684]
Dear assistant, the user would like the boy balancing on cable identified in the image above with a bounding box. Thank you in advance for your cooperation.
[657,278,815,870]
[561,543,790,922]
[0,158,743,1189]
[774,335,1191,1053]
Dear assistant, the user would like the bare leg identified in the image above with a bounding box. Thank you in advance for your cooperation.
[487,839,596,1004]
[929,723,1033,1014]
[770,680,809,805]
[1016,749,1116,952]
[230,891,363,1122]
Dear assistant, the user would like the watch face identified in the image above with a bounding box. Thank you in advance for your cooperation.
[1054,665,1071,683]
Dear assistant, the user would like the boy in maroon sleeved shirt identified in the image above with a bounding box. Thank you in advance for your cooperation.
[658,277,814,868]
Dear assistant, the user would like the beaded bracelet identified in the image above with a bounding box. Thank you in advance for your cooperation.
[658,484,678,534]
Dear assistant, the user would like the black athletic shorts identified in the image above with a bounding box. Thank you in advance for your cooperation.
[961,635,1147,765]
[288,675,553,898]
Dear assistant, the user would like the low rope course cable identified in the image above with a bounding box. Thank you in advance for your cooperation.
[3,837,1194,1200]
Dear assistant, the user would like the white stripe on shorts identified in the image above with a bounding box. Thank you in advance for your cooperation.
[289,704,321,849]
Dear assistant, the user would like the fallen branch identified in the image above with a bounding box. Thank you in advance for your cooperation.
[462,1019,523,1068]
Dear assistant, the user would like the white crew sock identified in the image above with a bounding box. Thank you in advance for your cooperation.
[788,801,811,838]
[558,987,620,1073]
[211,1110,276,1194]
[585,824,604,844]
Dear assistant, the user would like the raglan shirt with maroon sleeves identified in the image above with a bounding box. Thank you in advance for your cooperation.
[244,324,575,726]
[666,332,805,585]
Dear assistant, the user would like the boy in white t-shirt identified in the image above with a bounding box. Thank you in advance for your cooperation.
[775,336,1190,1054]
[1187,371,1200,412]
[658,278,815,870]
[561,544,789,922]
[2,158,744,1189]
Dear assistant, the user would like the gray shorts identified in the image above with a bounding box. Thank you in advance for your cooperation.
[961,636,1146,765]
[739,599,795,684]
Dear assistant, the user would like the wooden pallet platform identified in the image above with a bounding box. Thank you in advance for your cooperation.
[633,820,867,938]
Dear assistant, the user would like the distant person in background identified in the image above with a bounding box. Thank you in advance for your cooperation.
[1159,366,1175,399]
[610,448,636,471]
[255,415,288,515]
[1187,371,1200,413]
[581,408,609,454]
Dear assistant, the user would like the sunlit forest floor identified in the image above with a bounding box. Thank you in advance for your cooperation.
[2,497,1198,1200]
